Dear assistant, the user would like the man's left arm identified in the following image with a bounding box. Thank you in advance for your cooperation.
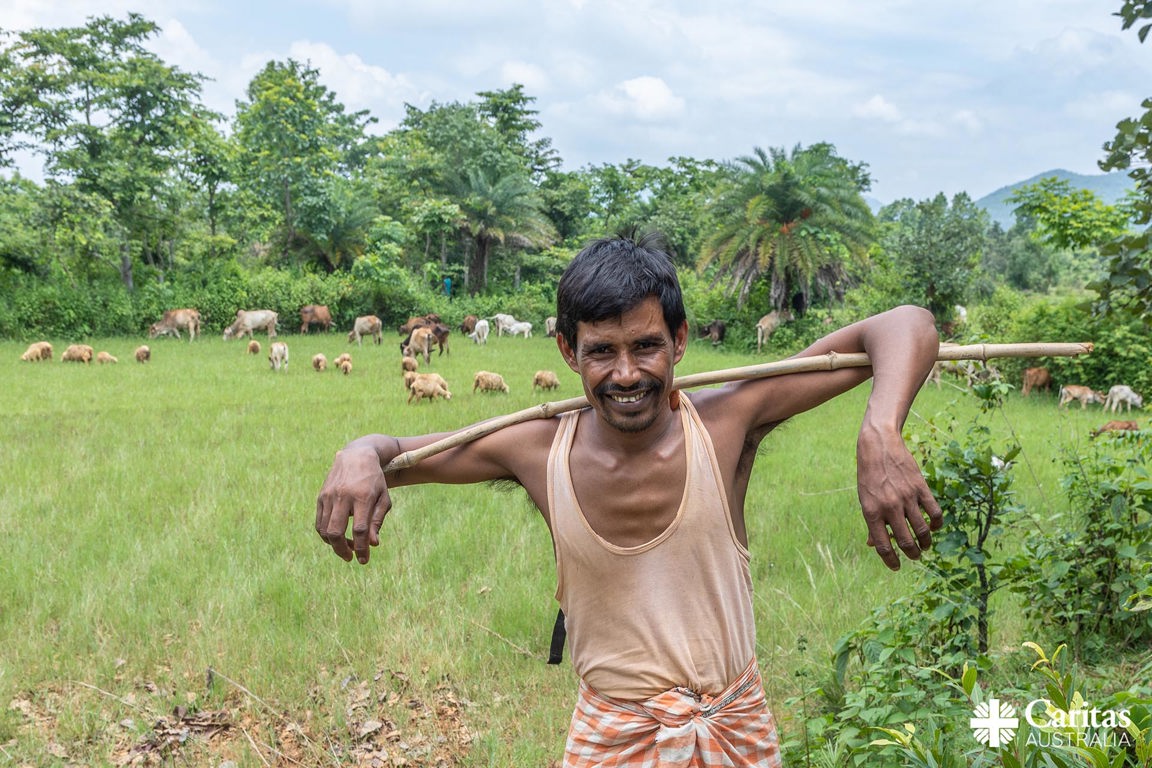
[844,305,943,570]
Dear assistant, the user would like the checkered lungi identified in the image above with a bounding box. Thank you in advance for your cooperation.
[563,659,782,767]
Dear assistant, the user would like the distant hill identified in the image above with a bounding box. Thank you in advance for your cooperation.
[974,169,1134,228]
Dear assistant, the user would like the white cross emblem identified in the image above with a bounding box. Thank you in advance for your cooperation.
[971,698,1019,748]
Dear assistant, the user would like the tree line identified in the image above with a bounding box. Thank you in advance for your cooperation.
[0,9,1149,341]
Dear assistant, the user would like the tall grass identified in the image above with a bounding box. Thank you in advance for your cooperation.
[0,333,1108,765]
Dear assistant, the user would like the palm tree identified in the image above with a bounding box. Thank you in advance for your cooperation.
[450,168,556,292]
[699,143,875,310]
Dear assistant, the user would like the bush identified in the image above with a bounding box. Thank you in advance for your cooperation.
[1009,429,1152,660]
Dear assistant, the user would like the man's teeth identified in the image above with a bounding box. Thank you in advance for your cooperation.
[610,392,645,403]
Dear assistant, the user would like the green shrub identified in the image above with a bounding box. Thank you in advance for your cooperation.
[1009,430,1152,660]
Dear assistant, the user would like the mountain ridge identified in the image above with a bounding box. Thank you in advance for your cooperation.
[866,169,1134,227]
[973,168,1133,228]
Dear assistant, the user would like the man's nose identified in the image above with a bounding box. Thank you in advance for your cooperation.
[612,353,642,385]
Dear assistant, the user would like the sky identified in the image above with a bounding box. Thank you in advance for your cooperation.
[6,0,1151,204]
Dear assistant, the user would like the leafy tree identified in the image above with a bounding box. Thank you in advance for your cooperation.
[448,167,555,292]
[1009,176,1128,251]
[878,193,987,321]
[698,142,874,309]
[1094,1,1152,321]
[980,222,1063,292]
[475,83,560,180]
[0,13,218,289]
[539,168,595,245]
[232,58,376,268]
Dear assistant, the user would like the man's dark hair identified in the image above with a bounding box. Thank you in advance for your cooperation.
[556,231,686,344]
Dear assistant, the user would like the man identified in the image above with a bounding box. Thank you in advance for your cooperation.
[315,232,942,767]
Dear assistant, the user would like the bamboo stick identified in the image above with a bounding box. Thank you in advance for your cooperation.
[383,341,1092,473]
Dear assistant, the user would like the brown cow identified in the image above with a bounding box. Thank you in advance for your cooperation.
[1058,385,1104,409]
[698,320,726,346]
[1021,366,1051,397]
[459,315,478,334]
[399,313,441,335]
[299,305,332,334]
[1091,420,1139,437]
[149,308,201,341]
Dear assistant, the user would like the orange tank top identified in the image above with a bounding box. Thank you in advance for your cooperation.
[547,397,756,700]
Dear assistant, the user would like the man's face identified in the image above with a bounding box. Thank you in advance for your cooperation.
[558,296,688,434]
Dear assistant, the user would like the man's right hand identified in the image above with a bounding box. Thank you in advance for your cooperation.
[315,436,396,564]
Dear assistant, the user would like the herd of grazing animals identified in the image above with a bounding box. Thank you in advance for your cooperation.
[15,306,1143,437]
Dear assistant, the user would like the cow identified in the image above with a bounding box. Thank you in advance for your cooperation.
[403,325,436,365]
[223,309,278,340]
[149,308,201,341]
[399,314,441,335]
[1091,420,1140,437]
[429,323,451,356]
[506,321,533,339]
[469,318,490,345]
[545,316,558,337]
[347,315,383,346]
[299,305,332,334]
[1021,367,1052,397]
[1103,384,1144,413]
[699,320,726,346]
[1058,385,1104,409]
[489,313,518,337]
[755,310,791,354]
[460,315,478,334]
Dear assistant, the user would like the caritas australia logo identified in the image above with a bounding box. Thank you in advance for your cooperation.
[970,698,1019,748]
[970,696,1134,749]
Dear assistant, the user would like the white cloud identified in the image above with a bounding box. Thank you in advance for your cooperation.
[1063,90,1140,121]
[951,109,983,135]
[597,76,685,121]
[287,40,423,131]
[853,95,902,123]
[499,61,551,94]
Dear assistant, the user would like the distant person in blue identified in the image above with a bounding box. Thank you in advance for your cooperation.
[443,276,452,299]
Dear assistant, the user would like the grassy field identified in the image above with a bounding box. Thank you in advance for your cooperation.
[0,331,1115,766]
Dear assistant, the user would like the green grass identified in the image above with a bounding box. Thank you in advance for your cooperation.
[0,333,1119,766]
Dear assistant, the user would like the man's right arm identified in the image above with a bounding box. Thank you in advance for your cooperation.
[314,420,552,565]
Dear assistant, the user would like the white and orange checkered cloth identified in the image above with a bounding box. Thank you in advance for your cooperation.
[563,660,782,767]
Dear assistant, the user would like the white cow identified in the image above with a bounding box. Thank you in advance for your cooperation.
[1103,384,1143,413]
[223,309,278,340]
[489,313,518,336]
[755,310,791,354]
[347,315,383,346]
[468,318,490,345]
[507,321,533,338]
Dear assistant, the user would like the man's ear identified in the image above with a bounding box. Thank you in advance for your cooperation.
[557,333,579,373]
[672,320,688,364]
